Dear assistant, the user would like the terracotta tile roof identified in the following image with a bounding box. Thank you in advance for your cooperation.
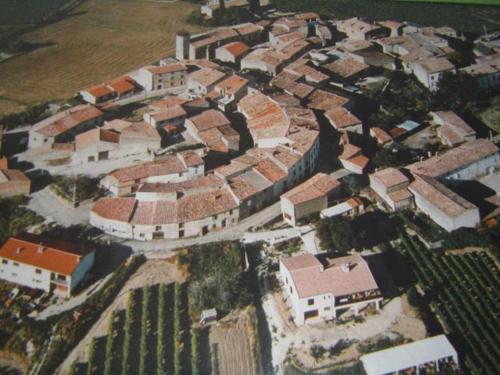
[378,20,403,30]
[270,146,301,168]
[106,76,136,95]
[336,39,373,53]
[228,175,260,200]
[221,41,249,57]
[348,154,370,169]
[282,253,379,298]
[340,144,362,160]
[83,84,114,99]
[408,139,498,178]
[282,173,340,205]
[307,89,350,111]
[138,175,223,194]
[234,23,263,36]
[189,109,231,132]
[371,168,409,188]
[188,68,226,88]
[149,97,188,111]
[254,158,287,183]
[0,169,30,183]
[287,83,315,99]
[325,58,369,78]
[75,128,119,150]
[121,122,160,140]
[149,105,186,123]
[129,187,238,224]
[325,107,362,129]
[281,253,321,271]
[103,119,133,132]
[272,93,301,108]
[179,151,204,167]
[409,175,477,217]
[0,157,8,170]
[416,57,454,74]
[0,234,92,276]
[215,75,248,96]
[287,64,329,83]
[92,197,136,222]
[388,188,413,202]
[32,105,103,137]
[110,156,186,182]
[147,63,187,75]
[432,111,475,139]
[370,127,393,144]
[271,71,302,90]
[215,161,250,178]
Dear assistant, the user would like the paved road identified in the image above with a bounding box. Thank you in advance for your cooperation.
[28,187,91,226]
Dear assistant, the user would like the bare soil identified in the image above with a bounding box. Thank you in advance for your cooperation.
[209,306,259,375]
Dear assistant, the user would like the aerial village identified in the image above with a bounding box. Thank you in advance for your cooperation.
[0,4,499,375]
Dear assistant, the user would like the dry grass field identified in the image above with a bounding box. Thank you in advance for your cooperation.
[0,0,204,116]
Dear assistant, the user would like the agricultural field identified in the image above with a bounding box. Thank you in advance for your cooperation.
[0,0,204,116]
[399,232,500,375]
[69,283,259,375]
[272,0,500,33]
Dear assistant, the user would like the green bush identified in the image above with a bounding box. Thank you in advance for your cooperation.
[184,242,252,314]
[0,196,44,243]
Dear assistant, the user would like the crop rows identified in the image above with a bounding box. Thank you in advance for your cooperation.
[399,232,500,374]
[71,282,196,375]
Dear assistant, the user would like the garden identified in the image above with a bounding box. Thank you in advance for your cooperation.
[399,231,500,375]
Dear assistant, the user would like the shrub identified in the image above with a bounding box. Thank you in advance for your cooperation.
[310,345,326,361]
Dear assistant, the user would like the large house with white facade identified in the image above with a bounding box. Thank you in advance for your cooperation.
[280,253,382,326]
[0,234,95,298]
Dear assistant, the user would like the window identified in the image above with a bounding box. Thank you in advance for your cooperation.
[140,233,145,238]
[35,269,42,274]
[155,226,162,231]
[324,307,331,311]
[13,262,19,267]
[1,259,7,265]
[308,298,314,306]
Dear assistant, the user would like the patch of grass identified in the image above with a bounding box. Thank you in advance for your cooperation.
[0,0,205,116]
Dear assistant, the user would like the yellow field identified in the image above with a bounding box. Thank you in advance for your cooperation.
[0,0,204,115]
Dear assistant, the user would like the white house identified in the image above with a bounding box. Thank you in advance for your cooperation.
[279,253,382,326]
[410,57,455,91]
[370,168,413,211]
[0,234,95,298]
[136,63,187,92]
[280,173,341,226]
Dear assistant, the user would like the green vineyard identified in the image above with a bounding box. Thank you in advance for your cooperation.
[70,283,207,375]
[399,232,500,375]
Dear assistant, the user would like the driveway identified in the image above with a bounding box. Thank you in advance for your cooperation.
[28,187,92,226]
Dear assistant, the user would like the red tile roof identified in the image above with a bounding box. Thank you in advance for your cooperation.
[147,63,187,75]
[32,105,103,137]
[326,107,361,129]
[83,84,114,99]
[282,173,341,205]
[281,253,379,298]
[0,234,93,276]
[221,41,250,57]
[189,109,231,132]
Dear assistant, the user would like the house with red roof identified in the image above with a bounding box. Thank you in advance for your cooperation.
[0,234,95,297]
[215,41,250,65]
[279,253,382,325]
[280,173,341,226]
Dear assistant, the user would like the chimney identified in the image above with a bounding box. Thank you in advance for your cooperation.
[16,247,22,254]
[341,263,351,273]
[37,245,45,254]
[319,264,324,272]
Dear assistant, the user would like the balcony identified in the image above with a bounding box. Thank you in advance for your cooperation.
[336,289,382,307]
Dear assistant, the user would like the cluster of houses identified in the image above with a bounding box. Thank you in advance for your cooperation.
[0,11,498,351]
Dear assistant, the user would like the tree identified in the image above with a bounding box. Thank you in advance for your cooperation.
[373,143,415,168]
[342,174,368,196]
[310,345,325,362]
[432,71,481,113]
[316,217,355,253]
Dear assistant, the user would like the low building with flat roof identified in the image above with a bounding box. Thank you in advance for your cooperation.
[279,253,382,326]
[361,335,458,375]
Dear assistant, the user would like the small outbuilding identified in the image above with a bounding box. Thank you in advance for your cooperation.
[200,308,217,324]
